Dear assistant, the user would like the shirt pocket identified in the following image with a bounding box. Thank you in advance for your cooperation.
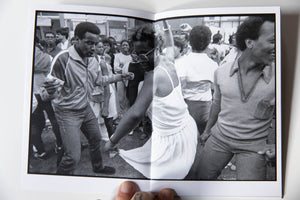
[254,100,275,120]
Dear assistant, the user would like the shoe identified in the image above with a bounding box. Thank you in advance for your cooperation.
[33,152,48,160]
[93,166,116,174]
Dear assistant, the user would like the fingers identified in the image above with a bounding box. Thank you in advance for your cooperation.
[158,188,181,200]
[131,192,155,200]
[257,144,275,155]
[115,182,180,200]
[44,85,57,95]
[115,181,139,200]
[257,150,267,155]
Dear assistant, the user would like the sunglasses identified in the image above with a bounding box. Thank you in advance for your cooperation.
[133,48,155,64]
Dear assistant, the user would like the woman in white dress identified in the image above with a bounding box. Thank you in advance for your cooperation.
[95,41,119,138]
[104,22,198,179]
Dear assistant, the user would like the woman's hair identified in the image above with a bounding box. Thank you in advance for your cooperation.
[131,24,155,72]
[189,25,212,51]
[131,24,155,48]
[102,37,112,47]
[235,15,275,51]
[56,27,69,39]
[102,37,116,54]
[120,39,132,48]
[74,22,100,39]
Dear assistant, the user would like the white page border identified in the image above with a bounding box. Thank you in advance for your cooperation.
[21,5,281,198]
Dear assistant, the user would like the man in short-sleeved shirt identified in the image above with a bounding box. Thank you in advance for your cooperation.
[197,16,276,180]
[175,25,218,134]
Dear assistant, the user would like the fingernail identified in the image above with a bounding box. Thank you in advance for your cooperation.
[120,182,134,194]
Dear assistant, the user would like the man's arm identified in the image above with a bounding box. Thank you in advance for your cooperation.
[42,52,68,100]
[50,51,69,82]
[200,71,221,144]
[96,72,134,86]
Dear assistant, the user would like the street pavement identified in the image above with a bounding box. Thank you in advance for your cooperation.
[28,120,276,180]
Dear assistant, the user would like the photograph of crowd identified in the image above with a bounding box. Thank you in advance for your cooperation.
[28,10,277,181]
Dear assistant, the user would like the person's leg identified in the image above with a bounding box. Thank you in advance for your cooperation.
[196,134,233,180]
[103,117,115,138]
[43,101,63,148]
[185,100,211,135]
[117,81,128,111]
[30,105,46,155]
[236,151,266,180]
[55,108,83,175]
[81,105,115,174]
[197,101,211,134]
[126,80,138,106]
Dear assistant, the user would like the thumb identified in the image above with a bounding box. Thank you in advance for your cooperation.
[158,188,180,200]
[115,181,139,200]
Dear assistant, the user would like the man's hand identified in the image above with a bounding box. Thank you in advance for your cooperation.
[43,77,62,95]
[115,181,180,200]
[199,130,211,145]
[258,144,276,161]
[122,72,134,80]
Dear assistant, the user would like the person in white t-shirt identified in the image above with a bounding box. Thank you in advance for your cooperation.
[175,25,218,134]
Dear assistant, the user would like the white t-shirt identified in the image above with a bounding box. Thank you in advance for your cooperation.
[113,53,132,74]
[175,52,218,101]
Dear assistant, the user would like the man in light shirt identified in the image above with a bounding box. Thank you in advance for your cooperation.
[175,25,218,135]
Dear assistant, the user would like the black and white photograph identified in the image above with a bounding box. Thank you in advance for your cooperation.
[22,5,281,197]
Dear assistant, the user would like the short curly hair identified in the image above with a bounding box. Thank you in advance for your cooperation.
[74,22,100,39]
[236,15,275,51]
[189,25,212,51]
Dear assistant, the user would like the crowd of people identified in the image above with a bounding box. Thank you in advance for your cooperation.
[29,15,276,180]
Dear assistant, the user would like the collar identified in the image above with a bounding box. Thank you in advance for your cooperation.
[230,58,273,84]
[69,45,88,66]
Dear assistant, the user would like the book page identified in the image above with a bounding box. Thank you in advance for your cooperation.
[22,4,281,198]
[151,6,281,197]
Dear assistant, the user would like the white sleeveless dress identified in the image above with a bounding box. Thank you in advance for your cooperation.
[119,66,198,179]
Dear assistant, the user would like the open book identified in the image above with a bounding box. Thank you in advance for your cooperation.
[22,4,281,198]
